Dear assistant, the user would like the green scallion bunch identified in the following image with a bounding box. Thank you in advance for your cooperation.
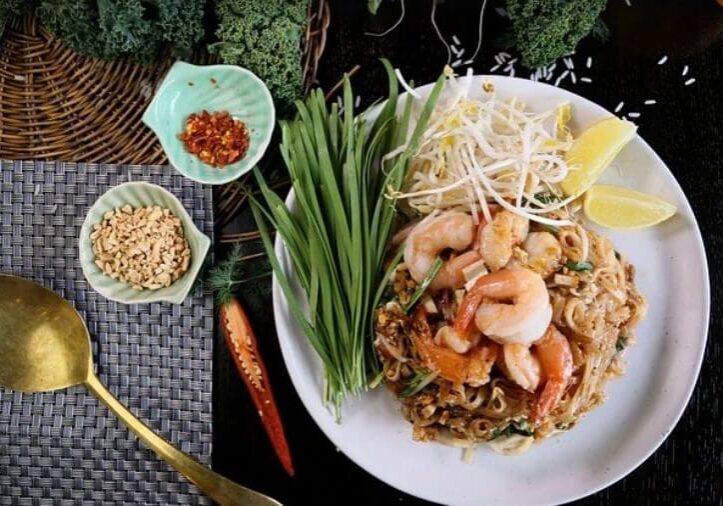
[251,60,445,417]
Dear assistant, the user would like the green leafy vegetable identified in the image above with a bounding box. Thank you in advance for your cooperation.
[36,0,205,62]
[250,60,446,416]
[212,0,309,112]
[565,260,593,271]
[534,192,561,204]
[404,257,443,314]
[505,0,608,68]
[616,335,628,352]
[490,419,534,439]
[205,244,271,306]
[400,368,436,398]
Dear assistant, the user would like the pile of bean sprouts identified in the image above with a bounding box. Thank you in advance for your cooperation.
[390,69,578,227]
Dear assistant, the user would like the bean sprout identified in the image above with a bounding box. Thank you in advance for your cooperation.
[391,73,576,226]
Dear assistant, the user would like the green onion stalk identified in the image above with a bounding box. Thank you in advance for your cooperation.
[250,60,445,418]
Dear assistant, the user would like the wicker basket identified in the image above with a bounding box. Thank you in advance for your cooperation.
[0,1,329,165]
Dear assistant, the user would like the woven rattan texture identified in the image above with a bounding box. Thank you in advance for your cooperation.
[0,161,213,505]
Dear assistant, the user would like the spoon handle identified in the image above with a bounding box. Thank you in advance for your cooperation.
[85,372,281,506]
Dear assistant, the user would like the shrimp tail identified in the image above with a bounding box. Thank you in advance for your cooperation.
[529,377,566,425]
[528,325,573,425]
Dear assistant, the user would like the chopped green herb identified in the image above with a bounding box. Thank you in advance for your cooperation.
[565,260,593,271]
[534,192,561,204]
[490,419,534,439]
[399,368,436,398]
[616,335,628,352]
[404,257,444,314]
[614,250,621,260]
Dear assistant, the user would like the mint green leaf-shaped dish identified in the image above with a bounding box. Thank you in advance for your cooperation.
[79,182,211,305]
[142,61,275,185]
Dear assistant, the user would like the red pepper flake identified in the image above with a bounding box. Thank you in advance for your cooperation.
[178,110,250,167]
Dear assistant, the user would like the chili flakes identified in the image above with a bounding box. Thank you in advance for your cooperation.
[179,110,250,167]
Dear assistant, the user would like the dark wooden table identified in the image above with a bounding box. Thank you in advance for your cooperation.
[213,1,723,504]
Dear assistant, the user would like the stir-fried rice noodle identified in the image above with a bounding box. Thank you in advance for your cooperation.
[374,77,647,456]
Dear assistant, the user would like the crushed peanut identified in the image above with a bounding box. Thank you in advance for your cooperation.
[90,205,191,291]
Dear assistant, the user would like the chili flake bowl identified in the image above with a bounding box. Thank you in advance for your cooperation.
[142,61,275,185]
[79,182,211,305]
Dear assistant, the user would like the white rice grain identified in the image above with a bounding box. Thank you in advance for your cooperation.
[644,99,656,105]
[657,55,668,65]
[682,65,689,76]
[452,35,461,45]
[554,70,570,86]
[580,77,592,83]
[586,57,592,68]
[684,78,696,86]
[614,101,624,113]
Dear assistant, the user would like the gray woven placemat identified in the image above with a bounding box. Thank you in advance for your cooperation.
[0,161,214,505]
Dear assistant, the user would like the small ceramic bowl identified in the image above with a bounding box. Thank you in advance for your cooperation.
[142,61,275,185]
[79,182,211,305]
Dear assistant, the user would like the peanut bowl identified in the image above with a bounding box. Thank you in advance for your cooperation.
[79,182,211,305]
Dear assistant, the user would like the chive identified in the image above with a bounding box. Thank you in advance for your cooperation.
[565,260,593,271]
[614,250,621,260]
[249,60,445,417]
[533,192,561,204]
[399,368,435,397]
[616,335,628,352]
[404,257,444,314]
[368,370,385,389]
[490,420,534,439]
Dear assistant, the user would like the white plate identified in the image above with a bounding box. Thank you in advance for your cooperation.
[272,76,710,506]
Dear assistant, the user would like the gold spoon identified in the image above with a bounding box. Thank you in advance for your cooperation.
[0,274,281,506]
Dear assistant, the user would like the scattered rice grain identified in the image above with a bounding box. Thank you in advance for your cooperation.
[554,70,570,86]
[682,65,689,76]
[644,99,656,105]
[657,55,668,65]
[614,101,624,113]
[684,78,696,86]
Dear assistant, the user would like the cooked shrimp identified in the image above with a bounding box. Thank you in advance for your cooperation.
[529,325,573,425]
[501,343,541,392]
[478,210,529,271]
[404,211,475,285]
[411,308,499,387]
[523,232,562,278]
[454,268,551,346]
[430,250,482,291]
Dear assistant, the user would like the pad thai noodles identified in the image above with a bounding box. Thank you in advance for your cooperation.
[374,75,647,456]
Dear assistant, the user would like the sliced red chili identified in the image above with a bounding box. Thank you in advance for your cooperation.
[219,298,294,476]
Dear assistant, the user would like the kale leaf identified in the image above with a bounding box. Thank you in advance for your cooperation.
[36,0,204,62]
[211,0,309,112]
[505,0,608,68]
